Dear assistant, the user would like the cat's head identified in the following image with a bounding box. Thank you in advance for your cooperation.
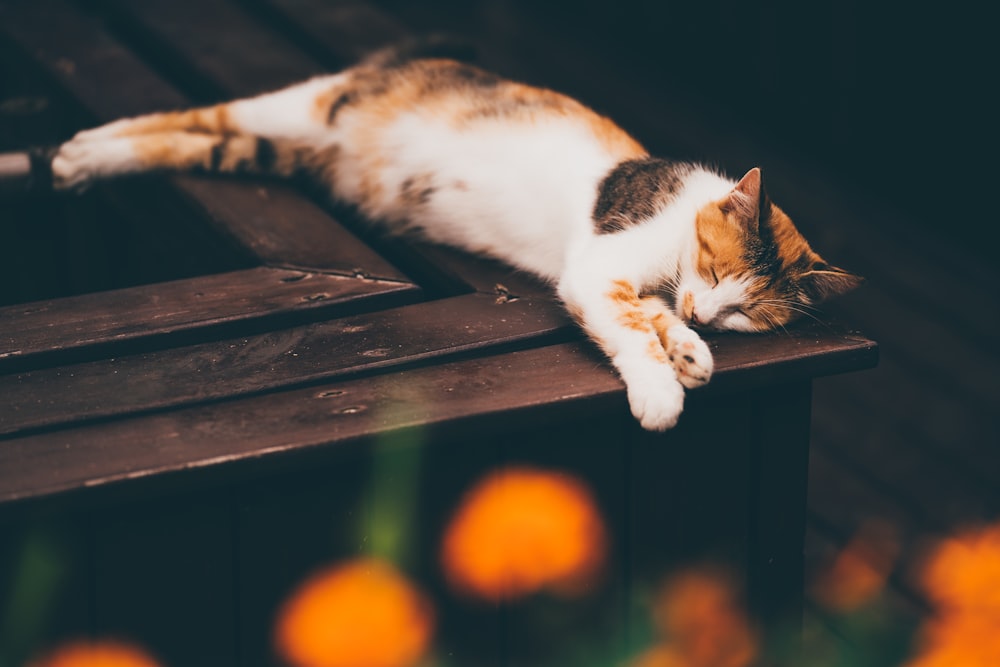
[676,167,862,332]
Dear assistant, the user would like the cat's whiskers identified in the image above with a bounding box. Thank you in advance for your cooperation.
[756,298,825,326]
[756,304,790,336]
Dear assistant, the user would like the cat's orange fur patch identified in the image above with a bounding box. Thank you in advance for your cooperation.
[583,114,647,162]
[118,105,236,137]
[607,280,654,334]
[607,280,641,307]
[694,201,748,278]
[681,291,695,322]
[646,339,670,364]
[314,60,646,195]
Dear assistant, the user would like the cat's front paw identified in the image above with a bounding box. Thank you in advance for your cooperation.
[625,373,686,431]
[666,325,713,389]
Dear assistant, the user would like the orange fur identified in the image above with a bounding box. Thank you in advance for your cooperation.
[607,280,654,334]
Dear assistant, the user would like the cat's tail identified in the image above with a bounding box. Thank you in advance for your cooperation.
[360,33,478,68]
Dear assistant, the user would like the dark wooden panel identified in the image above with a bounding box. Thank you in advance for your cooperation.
[746,381,813,663]
[235,458,373,667]
[625,394,756,656]
[0,267,418,372]
[0,519,92,667]
[92,501,237,667]
[0,293,572,436]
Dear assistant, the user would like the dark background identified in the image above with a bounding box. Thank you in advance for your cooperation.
[381,0,995,262]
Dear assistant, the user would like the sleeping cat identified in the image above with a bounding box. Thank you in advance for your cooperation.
[49,52,862,431]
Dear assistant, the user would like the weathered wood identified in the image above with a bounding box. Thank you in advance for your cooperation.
[0,323,877,515]
[0,267,418,372]
[0,293,572,436]
[0,342,622,514]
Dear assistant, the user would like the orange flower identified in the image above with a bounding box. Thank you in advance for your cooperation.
[635,569,756,667]
[919,522,1000,612]
[906,615,1000,667]
[440,466,607,602]
[903,522,1000,667]
[28,640,160,667]
[810,519,900,613]
[274,557,435,667]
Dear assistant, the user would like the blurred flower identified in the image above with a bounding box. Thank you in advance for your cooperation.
[440,466,607,602]
[274,557,435,667]
[27,640,160,667]
[903,522,1000,667]
[634,568,756,667]
[810,519,900,613]
[919,522,1000,612]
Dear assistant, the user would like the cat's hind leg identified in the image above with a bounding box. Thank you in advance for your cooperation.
[52,132,292,190]
[53,74,350,190]
[71,74,347,144]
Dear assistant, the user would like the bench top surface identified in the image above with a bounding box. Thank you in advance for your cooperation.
[0,0,877,515]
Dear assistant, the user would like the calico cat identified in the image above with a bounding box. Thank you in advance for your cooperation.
[49,52,862,431]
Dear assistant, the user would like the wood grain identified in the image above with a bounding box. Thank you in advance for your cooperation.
[0,267,418,371]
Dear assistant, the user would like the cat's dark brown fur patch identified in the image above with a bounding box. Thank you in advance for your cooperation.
[593,159,691,234]
[399,173,437,206]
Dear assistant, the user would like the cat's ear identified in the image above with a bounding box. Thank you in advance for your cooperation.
[799,262,865,303]
[721,167,770,231]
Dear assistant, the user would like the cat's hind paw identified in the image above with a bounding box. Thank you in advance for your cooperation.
[666,325,713,389]
[51,137,136,191]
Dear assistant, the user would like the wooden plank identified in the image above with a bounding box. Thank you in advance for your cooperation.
[0,325,877,514]
[0,306,876,438]
[0,293,573,436]
[0,0,412,279]
[0,341,618,513]
[0,267,418,372]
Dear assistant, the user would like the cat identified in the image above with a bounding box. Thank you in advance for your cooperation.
[48,50,862,432]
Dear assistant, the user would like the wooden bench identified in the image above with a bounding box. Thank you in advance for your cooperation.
[0,1,878,666]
